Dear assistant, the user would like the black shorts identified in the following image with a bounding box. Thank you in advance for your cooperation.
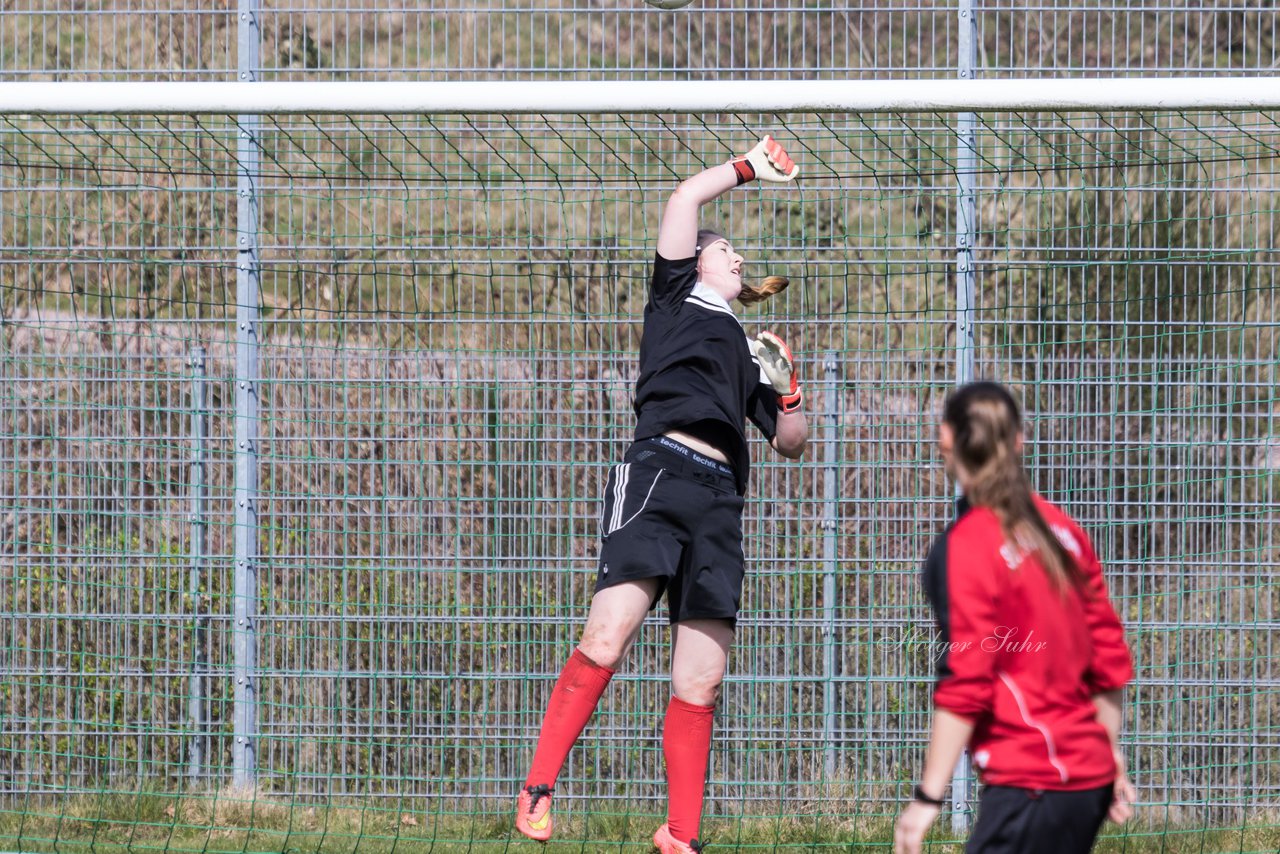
[966,783,1112,854]
[595,436,746,625]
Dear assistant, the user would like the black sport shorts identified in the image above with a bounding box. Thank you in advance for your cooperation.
[595,436,746,625]
[966,784,1112,854]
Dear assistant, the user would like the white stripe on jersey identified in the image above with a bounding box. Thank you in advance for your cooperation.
[685,283,741,323]
[998,671,1070,783]
[609,463,630,535]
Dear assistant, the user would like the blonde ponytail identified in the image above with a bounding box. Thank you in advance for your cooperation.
[737,274,790,305]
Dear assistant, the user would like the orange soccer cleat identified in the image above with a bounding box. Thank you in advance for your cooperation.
[515,784,554,842]
[652,822,705,853]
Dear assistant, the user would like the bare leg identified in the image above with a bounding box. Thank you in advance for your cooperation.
[670,619,734,705]
[578,578,662,669]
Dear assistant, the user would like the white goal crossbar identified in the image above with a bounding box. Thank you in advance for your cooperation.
[3,78,1280,115]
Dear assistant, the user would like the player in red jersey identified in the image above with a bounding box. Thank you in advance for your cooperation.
[895,381,1136,854]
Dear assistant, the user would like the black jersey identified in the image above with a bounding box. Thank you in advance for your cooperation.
[632,253,780,494]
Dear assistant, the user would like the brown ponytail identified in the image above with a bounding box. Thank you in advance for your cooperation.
[737,275,789,305]
[943,382,1083,593]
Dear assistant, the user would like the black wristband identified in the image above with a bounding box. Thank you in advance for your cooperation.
[913,784,945,806]
[731,158,756,185]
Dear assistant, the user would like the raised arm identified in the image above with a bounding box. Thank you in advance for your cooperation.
[656,164,741,260]
[656,136,799,260]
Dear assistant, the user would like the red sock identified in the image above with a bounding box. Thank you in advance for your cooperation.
[663,696,715,844]
[524,649,616,788]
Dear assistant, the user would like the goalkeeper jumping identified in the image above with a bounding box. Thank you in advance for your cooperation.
[515,136,809,854]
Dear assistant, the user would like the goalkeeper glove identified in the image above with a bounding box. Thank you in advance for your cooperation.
[731,135,800,185]
[750,331,803,413]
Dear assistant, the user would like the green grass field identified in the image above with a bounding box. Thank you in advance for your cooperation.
[2,790,1278,854]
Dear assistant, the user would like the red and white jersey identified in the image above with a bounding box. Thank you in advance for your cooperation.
[921,494,1134,791]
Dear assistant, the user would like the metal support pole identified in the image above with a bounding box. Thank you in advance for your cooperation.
[952,0,979,831]
[187,347,209,783]
[231,0,261,791]
[821,353,842,779]
[956,104,978,392]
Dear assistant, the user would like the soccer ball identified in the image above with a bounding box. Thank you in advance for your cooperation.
[643,0,694,8]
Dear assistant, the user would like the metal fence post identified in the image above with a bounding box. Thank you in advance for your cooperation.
[821,353,842,780]
[232,0,261,791]
[952,0,979,831]
[188,347,209,783]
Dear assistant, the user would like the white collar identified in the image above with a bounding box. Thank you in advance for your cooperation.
[686,282,738,321]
